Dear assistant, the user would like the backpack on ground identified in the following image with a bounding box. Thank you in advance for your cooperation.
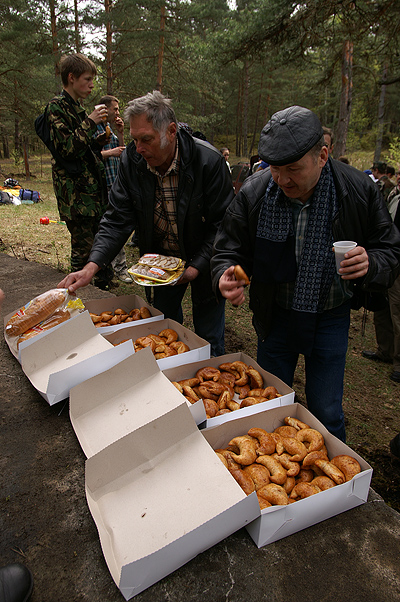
[18,188,41,202]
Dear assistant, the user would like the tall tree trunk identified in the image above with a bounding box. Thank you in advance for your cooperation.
[49,0,60,92]
[23,138,30,180]
[242,60,249,158]
[156,4,166,91]
[2,130,10,159]
[333,39,353,159]
[14,80,21,157]
[249,73,264,156]
[74,0,80,52]
[105,0,113,93]
[236,81,243,157]
[374,64,387,163]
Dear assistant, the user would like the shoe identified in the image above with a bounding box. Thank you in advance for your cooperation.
[115,269,133,283]
[0,563,33,602]
[361,350,392,363]
[390,433,400,459]
[390,371,400,383]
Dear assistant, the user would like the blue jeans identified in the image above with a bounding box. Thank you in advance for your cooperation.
[257,301,351,441]
[152,272,225,357]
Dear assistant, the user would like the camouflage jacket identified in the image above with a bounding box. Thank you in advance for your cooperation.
[47,91,107,221]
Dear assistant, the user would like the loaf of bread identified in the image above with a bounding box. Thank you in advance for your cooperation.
[5,289,66,337]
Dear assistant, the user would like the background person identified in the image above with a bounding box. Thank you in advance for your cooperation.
[59,90,235,356]
[46,53,112,290]
[211,105,400,441]
[96,94,132,283]
[220,147,231,173]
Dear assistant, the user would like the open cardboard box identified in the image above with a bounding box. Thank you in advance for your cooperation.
[162,352,295,428]
[202,402,373,548]
[70,347,206,458]
[103,318,211,370]
[85,402,260,600]
[19,311,135,405]
[83,294,164,334]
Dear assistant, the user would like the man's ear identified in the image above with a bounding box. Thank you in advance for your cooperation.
[318,145,329,168]
[68,72,75,85]
[167,122,177,139]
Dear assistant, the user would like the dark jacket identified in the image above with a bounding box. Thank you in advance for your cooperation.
[211,158,400,340]
[89,128,234,273]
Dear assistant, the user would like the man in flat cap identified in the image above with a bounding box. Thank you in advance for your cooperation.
[211,105,400,441]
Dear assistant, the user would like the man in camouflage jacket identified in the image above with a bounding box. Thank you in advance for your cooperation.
[46,53,112,288]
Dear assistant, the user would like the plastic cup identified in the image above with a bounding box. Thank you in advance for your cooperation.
[95,104,107,122]
[333,241,357,274]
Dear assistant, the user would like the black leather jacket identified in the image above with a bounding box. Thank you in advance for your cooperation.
[89,129,235,274]
[211,158,400,339]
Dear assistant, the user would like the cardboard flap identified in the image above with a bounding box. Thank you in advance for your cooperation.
[70,348,192,457]
[85,404,259,590]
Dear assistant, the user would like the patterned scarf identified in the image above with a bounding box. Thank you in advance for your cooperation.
[254,161,338,353]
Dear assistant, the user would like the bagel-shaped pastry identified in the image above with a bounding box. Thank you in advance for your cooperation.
[109,314,122,325]
[284,416,310,430]
[89,313,102,323]
[215,451,229,468]
[139,306,151,319]
[135,336,156,352]
[226,463,255,495]
[218,371,237,388]
[217,390,231,411]
[247,428,276,456]
[226,399,240,412]
[169,341,190,354]
[274,425,298,438]
[158,328,178,344]
[258,483,289,506]
[203,398,218,418]
[295,469,314,483]
[148,334,166,345]
[245,367,264,389]
[237,384,251,399]
[178,377,200,388]
[243,464,271,490]
[290,482,321,500]
[314,459,346,485]
[295,428,324,452]
[234,264,250,286]
[201,381,226,396]
[95,321,111,328]
[247,388,265,397]
[129,308,141,320]
[100,312,113,321]
[240,396,265,408]
[273,452,300,477]
[197,385,219,402]
[230,361,249,386]
[257,493,272,509]
[256,455,287,484]
[280,437,308,462]
[155,347,178,359]
[216,409,231,416]
[171,381,183,393]
[218,362,239,377]
[282,476,296,494]
[196,366,220,382]
[302,450,329,469]
[270,432,284,455]
[114,308,127,315]
[310,476,336,490]
[228,436,258,466]
[330,455,361,481]
[182,385,200,402]
[262,386,279,400]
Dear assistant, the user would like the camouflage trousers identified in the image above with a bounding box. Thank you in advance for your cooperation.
[65,217,113,286]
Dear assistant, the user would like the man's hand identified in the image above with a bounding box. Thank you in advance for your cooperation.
[177,265,199,285]
[88,105,108,125]
[101,146,126,159]
[219,265,247,306]
[337,246,369,279]
[114,116,124,135]
[58,262,100,293]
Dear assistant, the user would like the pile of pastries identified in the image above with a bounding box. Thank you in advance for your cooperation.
[133,328,190,359]
[89,306,152,327]
[171,361,281,418]
[215,416,361,509]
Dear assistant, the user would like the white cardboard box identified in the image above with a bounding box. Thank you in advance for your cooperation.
[20,311,135,405]
[201,402,373,548]
[103,318,211,370]
[83,294,164,334]
[69,347,205,457]
[85,402,260,600]
[162,352,295,428]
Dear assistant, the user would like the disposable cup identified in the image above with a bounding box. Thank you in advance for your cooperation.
[95,104,107,122]
[333,241,357,274]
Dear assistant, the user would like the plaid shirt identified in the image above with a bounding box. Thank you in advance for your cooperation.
[147,141,180,254]
[97,122,120,189]
[276,197,352,310]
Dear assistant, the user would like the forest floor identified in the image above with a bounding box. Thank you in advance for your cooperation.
[1,154,400,514]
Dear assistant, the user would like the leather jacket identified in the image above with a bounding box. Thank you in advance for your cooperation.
[89,128,235,274]
[211,158,400,339]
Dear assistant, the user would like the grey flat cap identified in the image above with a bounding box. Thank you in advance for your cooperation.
[258,106,324,166]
